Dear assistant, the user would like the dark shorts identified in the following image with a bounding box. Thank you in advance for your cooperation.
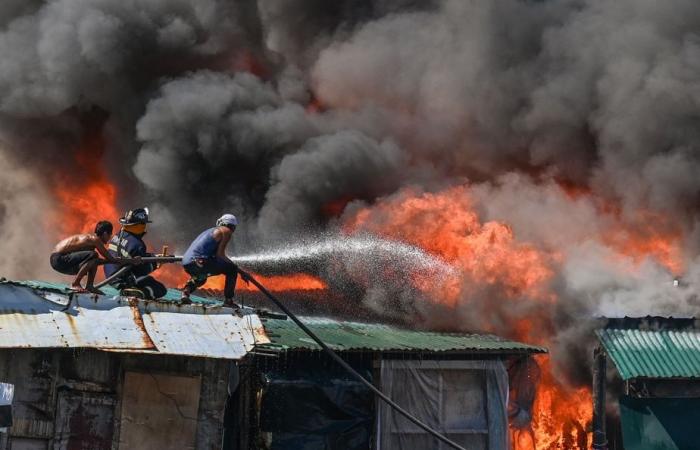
[183,258,237,279]
[50,251,97,275]
[184,258,238,298]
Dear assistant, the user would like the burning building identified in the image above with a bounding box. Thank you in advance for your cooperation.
[0,280,544,450]
[0,1,699,448]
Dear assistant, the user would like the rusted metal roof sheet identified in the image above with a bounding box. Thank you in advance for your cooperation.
[0,282,268,359]
[140,307,268,359]
[0,283,152,349]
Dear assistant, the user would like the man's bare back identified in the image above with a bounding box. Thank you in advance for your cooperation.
[54,234,100,254]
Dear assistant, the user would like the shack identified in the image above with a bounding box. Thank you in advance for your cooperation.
[593,317,700,450]
[0,279,545,450]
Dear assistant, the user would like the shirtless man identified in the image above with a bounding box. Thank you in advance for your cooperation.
[50,221,131,293]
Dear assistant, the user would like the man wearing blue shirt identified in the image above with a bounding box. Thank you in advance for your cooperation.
[180,214,249,307]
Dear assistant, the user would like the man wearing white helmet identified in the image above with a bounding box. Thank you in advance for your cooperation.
[180,214,247,307]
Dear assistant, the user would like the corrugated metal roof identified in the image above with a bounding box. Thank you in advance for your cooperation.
[0,279,546,358]
[259,316,547,354]
[7,279,218,305]
[0,281,269,359]
[597,327,700,380]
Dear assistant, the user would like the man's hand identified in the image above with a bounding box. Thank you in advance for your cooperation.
[239,270,252,284]
[132,256,142,265]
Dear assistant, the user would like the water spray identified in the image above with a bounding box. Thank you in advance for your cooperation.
[231,234,455,276]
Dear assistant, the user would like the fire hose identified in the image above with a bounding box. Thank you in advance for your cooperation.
[93,256,468,450]
[93,256,183,289]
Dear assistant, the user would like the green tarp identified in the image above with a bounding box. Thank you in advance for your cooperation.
[620,396,700,450]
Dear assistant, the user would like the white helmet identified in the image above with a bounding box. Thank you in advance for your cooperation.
[216,213,238,228]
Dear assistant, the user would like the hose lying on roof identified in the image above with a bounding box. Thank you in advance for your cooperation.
[93,256,183,289]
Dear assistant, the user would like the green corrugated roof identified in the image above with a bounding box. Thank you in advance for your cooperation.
[2,279,217,305]
[259,316,547,354]
[597,328,700,380]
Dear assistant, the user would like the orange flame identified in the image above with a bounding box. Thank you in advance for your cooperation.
[206,272,327,291]
[49,131,119,237]
[345,186,554,306]
[344,185,592,449]
[528,358,593,450]
[603,212,684,274]
[158,264,327,293]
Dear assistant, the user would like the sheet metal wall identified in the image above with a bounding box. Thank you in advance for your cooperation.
[0,348,231,450]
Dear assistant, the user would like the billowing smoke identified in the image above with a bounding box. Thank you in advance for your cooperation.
[1,0,700,393]
[0,148,53,279]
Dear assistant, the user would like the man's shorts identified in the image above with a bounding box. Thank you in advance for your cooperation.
[50,251,97,275]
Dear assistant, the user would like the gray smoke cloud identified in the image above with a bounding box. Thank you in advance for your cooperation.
[0,0,700,397]
[0,148,54,280]
[312,0,700,223]
[256,130,406,239]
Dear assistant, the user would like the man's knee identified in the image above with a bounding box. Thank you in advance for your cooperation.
[82,251,98,264]
[149,281,167,299]
[184,275,207,292]
[222,261,238,275]
[85,254,100,268]
[138,277,167,299]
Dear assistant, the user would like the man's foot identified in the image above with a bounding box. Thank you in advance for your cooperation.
[120,288,145,299]
[223,298,242,315]
[70,284,88,293]
[86,287,105,295]
[180,293,192,305]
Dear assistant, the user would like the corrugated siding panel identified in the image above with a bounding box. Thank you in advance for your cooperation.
[260,317,546,354]
[597,328,700,379]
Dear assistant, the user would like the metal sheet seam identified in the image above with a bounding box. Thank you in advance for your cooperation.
[680,332,700,372]
[605,330,640,379]
[638,331,669,376]
[657,332,683,376]
[666,332,691,375]
[50,313,70,348]
[633,330,669,377]
[682,332,700,369]
[127,300,157,350]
